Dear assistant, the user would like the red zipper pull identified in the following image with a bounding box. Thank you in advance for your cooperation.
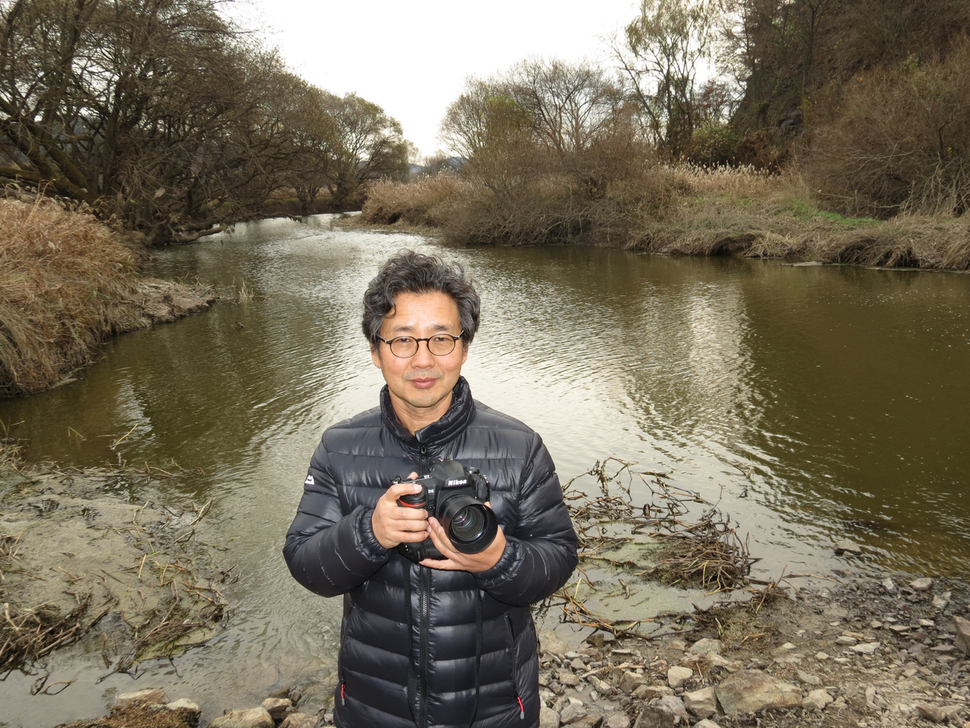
[341,683,346,706]
[517,696,525,719]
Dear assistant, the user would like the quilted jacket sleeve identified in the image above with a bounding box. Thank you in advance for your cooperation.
[474,432,578,606]
[282,440,390,597]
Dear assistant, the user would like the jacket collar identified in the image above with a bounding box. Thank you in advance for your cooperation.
[380,376,475,450]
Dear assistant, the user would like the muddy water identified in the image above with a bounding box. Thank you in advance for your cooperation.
[1,215,969,725]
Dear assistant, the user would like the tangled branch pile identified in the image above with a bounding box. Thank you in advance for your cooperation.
[549,458,757,639]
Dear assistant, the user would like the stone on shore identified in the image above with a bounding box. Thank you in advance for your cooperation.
[953,615,970,655]
[714,669,802,714]
[208,707,274,728]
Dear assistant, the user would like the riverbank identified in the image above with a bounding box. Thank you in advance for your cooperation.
[0,195,216,398]
[358,167,970,273]
[2,448,967,728]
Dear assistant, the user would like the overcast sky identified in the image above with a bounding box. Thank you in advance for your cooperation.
[229,0,641,160]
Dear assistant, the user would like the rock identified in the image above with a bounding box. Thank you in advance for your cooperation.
[572,716,604,728]
[667,665,693,689]
[715,670,802,714]
[634,696,686,728]
[881,578,897,593]
[165,698,202,716]
[588,674,615,696]
[605,714,632,728]
[619,671,648,694]
[208,708,275,728]
[917,704,948,723]
[683,686,717,718]
[688,638,723,655]
[796,669,821,686]
[699,653,740,673]
[849,641,881,654]
[279,714,320,728]
[541,630,570,657]
[561,702,587,724]
[834,540,862,555]
[113,688,168,708]
[909,577,934,591]
[632,684,671,700]
[932,591,951,609]
[539,705,561,728]
[953,615,970,656]
[261,697,292,721]
[560,671,581,687]
[694,721,723,728]
[803,689,834,711]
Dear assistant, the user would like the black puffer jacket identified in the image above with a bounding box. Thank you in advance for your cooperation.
[283,377,578,728]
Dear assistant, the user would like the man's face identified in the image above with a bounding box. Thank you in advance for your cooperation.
[371,291,468,433]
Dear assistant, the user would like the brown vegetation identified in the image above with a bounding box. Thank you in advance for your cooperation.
[0,196,215,398]
[801,37,970,218]
[0,197,140,396]
[552,458,756,641]
[361,163,970,271]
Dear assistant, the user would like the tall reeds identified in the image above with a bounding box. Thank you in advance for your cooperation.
[0,198,140,397]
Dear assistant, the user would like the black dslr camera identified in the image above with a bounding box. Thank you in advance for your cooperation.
[394,460,498,563]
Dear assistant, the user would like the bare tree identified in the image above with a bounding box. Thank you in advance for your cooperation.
[613,0,722,156]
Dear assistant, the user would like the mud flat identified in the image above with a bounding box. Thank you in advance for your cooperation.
[0,445,233,690]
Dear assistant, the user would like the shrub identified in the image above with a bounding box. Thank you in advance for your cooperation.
[802,37,970,217]
[360,174,467,227]
[0,198,140,396]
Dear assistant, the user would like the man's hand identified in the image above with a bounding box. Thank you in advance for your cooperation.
[421,505,507,572]
[371,477,430,550]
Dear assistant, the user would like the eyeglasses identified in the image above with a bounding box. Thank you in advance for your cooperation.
[377,332,464,358]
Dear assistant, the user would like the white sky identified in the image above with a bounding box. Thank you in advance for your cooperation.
[230,0,641,160]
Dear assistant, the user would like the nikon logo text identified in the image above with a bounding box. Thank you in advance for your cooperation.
[446,479,466,486]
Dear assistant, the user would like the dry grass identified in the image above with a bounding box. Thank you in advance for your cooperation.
[0,197,143,397]
[351,163,970,271]
[361,174,469,228]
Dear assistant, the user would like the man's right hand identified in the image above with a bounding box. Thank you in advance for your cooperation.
[371,477,430,549]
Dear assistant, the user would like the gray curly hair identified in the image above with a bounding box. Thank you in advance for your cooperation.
[362,250,481,348]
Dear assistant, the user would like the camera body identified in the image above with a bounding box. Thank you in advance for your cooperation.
[395,459,498,563]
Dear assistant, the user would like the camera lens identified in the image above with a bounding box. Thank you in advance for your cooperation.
[451,506,486,541]
[439,494,498,554]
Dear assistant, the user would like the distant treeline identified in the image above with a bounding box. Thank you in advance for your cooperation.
[3,0,970,247]
[365,0,970,260]
[0,0,411,244]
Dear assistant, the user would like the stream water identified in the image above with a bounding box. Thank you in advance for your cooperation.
[1,215,968,725]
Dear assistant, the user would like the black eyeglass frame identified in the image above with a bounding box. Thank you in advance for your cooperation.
[376,332,464,358]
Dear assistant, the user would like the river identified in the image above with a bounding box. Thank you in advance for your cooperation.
[1,214,968,725]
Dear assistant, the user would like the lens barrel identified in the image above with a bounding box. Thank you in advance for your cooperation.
[438,494,498,554]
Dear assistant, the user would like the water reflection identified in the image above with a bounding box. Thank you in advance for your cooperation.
[1,216,969,726]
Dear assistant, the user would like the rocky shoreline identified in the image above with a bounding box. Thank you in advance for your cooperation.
[55,575,970,728]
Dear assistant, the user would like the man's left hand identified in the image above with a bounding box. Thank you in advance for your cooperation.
[420,511,506,572]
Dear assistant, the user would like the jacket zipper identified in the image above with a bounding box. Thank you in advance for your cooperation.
[418,566,431,726]
[506,614,524,719]
[415,443,433,726]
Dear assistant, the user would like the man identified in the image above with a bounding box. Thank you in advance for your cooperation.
[283,251,578,728]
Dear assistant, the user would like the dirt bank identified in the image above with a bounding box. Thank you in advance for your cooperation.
[0,446,233,684]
